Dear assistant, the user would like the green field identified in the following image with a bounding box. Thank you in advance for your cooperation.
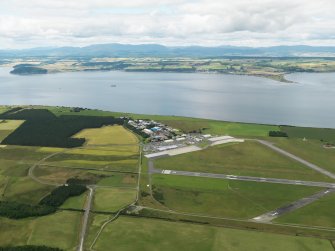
[61,191,88,210]
[276,192,335,229]
[73,125,139,145]
[157,118,279,137]
[97,173,137,187]
[1,177,53,204]
[0,145,64,204]
[44,146,139,173]
[0,211,81,251]
[93,188,136,212]
[154,141,332,182]
[90,216,333,251]
[0,145,61,164]
[150,175,321,219]
[0,107,12,115]
[281,125,335,142]
[85,213,112,250]
[269,138,335,174]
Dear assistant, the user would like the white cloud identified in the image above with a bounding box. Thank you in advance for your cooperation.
[0,0,334,48]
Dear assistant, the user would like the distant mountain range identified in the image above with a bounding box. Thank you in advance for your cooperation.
[1,44,335,58]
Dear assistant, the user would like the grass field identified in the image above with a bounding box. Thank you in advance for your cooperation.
[91,216,333,251]
[73,125,139,145]
[0,211,81,251]
[0,107,12,115]
[150,175,321,219]
[0,145,64,204]
[61,191,88,210]
[157,118,279,137]
[44,146,139,173]
[97,173,137,187]
[85,213,112,250]
[93,188,136,212]
[154,141,332,182]
[269,138,335,175]
[275,192,335,229]
[34,164,115,185]
[281,125,335,142]
[0,145,60,164]
[1,176,54,204]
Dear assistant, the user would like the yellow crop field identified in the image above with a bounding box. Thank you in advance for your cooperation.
[0,120,24,142]
[73,125,139,145]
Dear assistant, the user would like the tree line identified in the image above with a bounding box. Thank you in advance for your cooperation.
[0,108,124,147]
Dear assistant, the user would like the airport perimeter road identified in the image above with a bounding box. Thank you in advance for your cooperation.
[257,140,335,180]
[252,188,335,223]
[156,169,335,188]
[78,186,94,251]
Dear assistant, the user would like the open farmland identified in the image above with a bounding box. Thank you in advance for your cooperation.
[1,176,54,204]
[0,146,65,204]
[150,174,321,219]
[280,125,335,143]
[88,216,333,251]
[154,141,332,182]
[44,146,139,173]
[0,211,81,250]
[0,107,11,115]
[93,188,137,212]
[61,191,88,210]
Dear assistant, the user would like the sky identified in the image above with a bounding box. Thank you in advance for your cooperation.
[0,0,335,49]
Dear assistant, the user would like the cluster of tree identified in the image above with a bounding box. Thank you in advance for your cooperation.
[0,201,55,219]
[151,185,165,205]
[10,66,48,75]
[124,122,149,139]
[66,178,91,185]
[269,131,288,137]
[125,67,196,73]
[0,246,62,251]
[280,66,315,73]
[0,108,124,147]
[39,184,87,207]
[81,61,132,70]
[0,107,22,116]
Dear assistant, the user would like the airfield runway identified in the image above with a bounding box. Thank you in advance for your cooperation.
[151,167,335,188]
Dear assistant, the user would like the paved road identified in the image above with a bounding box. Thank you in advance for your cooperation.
[252,188,335,223]
[78,186,94,251]
[154,168,335,188]
[257,140,335,180]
